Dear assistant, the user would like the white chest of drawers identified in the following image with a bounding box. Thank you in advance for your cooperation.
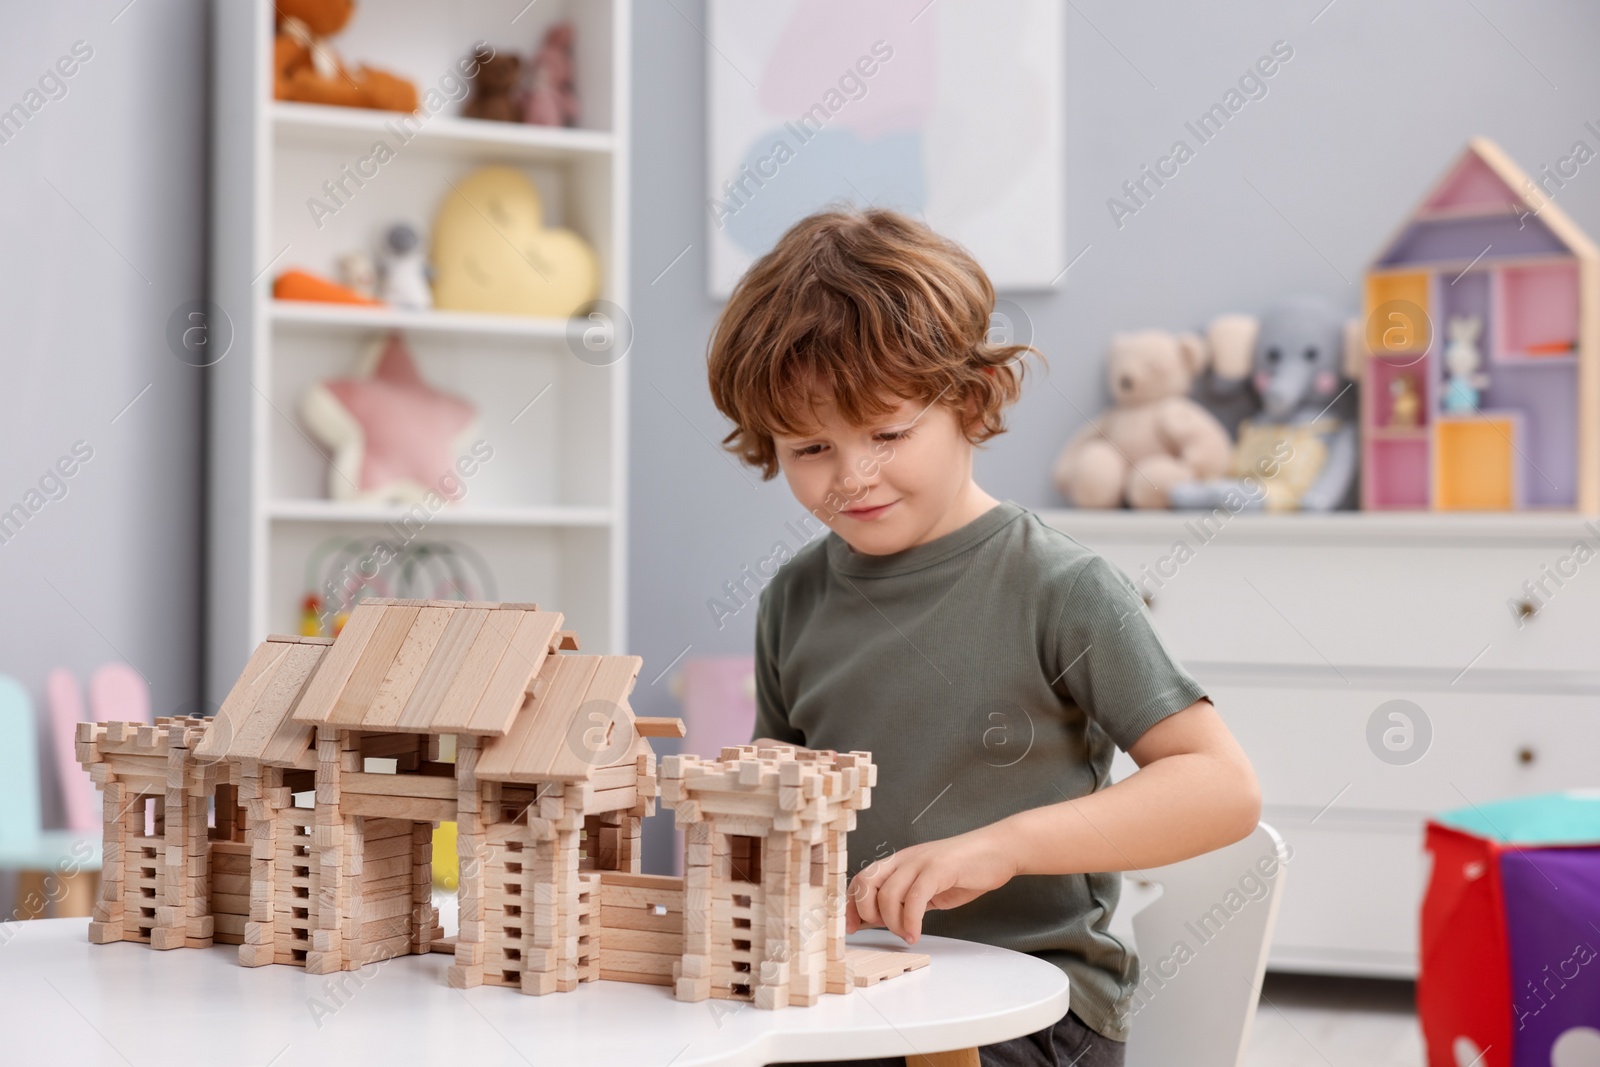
[1038,508,1600,977]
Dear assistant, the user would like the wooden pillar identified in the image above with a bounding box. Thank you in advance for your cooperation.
[410,821,435,954]
[755,831,795,1009]
[239,760,280,966]
[553,818,581,993]
[449,735,486,988]
[674,820,714,1001]
[87,779,126,944]
[307,726,359,974]
[824,824,850,994]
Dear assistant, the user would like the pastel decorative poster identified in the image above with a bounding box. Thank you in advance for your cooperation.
[706,0,1064,298]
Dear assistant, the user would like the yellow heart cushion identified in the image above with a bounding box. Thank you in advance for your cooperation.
[430,166,600,318]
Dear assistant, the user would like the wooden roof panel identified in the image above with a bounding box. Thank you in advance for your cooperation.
[198,637,327,766]
[461,611,564,735]
[477,654,644,783]
[326,602,421,725]
[288,600,568,735]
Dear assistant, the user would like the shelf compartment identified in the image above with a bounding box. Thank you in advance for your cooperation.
[267,330,612,511]
[269,144,614,307]
[1493,261,1580,360]
[1364,437,1430,510]
[1480,359,1579,507]
[1434,413,1521,511]
[1366,355,1432,431]
[1364,271,1433,357]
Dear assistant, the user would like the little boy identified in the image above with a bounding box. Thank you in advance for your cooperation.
[705,206,1261,1066]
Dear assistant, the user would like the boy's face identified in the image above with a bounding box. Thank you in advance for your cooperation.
[772,389,983,556]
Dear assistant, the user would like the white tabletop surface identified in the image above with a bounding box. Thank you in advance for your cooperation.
[0,919,1070,1066]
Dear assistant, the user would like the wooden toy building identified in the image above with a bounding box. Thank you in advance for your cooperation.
[1362,136,1600,511]
[75,598,924,1008]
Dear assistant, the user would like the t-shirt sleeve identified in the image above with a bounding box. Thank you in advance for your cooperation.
[751,584,805,746]
[1049,554,1210,752]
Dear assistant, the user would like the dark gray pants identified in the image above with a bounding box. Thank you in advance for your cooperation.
[766,1008,1126,1066]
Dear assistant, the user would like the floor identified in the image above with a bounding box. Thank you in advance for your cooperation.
[1245,973,1423,1067]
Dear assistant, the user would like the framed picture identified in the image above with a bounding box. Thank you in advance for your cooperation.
[706,0,1065,298]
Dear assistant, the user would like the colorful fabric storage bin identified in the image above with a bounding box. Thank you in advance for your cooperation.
[1419,791,1600,1067]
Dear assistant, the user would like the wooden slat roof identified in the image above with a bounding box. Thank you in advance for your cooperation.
[195,635,330,766]
[477,653,645,783]
[290,600,566,736]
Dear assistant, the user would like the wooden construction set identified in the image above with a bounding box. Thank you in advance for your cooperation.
[74,598,927,1008]
[1362,136,1600,511]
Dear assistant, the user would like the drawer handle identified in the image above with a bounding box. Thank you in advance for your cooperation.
[1140,593,1155,609]
[1514,599,1539,621]
[1517,746,1536,766]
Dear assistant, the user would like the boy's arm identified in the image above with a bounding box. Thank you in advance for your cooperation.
[846,699,1260,945]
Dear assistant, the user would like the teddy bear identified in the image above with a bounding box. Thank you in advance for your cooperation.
[274,0,418,113]
[462,45,522,123]
[522,21,580,127]
[1053,330,1234,509]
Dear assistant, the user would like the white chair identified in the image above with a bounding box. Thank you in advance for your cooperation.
[1112,822,1288,1067]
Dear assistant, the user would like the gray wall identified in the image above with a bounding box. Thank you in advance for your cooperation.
[626,0,1600,870]
[0,0,206,850]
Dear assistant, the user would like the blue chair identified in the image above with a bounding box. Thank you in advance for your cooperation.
[0,674,102,918]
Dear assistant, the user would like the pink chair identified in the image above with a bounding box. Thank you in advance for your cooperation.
[47,664,152,833]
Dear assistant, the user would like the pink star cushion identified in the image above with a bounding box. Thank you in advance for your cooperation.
[300,332,479,504]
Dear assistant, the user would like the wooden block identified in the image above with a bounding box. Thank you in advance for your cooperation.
[600,969,674,987]
[340,793,453,823]
[237,943,274,967]
[446,964,483,989]
[674,975,711,1001]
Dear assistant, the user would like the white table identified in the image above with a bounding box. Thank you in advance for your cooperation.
[0,919,1070,1066]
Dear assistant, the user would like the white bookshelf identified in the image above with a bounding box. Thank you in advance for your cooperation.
[208,0,630,701]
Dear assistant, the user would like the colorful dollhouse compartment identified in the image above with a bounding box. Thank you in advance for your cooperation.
[1433,411,1521,511]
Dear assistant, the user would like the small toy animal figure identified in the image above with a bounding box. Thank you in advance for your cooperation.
[1443,314,1488,413]
[1389,375,1421,428]
[462,44,522,123]
[379,223,432,309]
[337,250,378,300]
[523,21,580,127]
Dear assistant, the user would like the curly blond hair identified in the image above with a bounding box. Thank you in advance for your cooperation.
[706,205,1042,480]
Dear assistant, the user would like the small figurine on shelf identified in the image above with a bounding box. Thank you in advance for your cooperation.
[379,223,433,309]
[462,44,522,123]
[1389,375,1421,428]
[299,593,324,637]
[337,250,378,301]
[523,21,579,128]
[1443,314,1488,413]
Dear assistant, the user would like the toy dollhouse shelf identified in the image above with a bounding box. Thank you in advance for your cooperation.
[1360,138,1599,513]
[271,299,573,341]
[273,100,616,161]
[209,0,631,702]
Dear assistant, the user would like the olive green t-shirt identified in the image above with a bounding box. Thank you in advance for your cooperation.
[750,499,1209,1041]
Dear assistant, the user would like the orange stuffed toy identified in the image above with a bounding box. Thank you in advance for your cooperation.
[274,0,418,113]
